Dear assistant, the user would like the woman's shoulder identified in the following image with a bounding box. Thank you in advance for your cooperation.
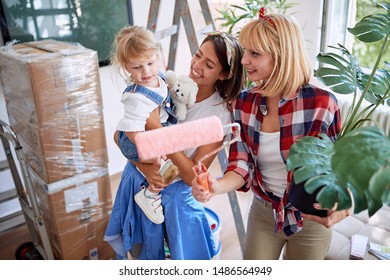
[232,88,260,109]
[301,84,339,102]
[299,84,340,110]
[238,88,256,99]
[301,84,336,96]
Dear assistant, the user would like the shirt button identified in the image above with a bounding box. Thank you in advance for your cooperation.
[166,102,171,108]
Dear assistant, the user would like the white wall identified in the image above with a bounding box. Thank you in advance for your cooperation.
[0,0,325,183]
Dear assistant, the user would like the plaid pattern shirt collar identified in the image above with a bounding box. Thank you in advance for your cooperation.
[226,84,341,236]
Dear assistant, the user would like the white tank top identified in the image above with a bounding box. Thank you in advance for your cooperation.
[257,131,287,198]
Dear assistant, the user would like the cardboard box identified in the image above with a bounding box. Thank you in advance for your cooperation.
[31,168,113,236]
[50,215,116,260]
[0,40,108,182]
[19,120,109,183]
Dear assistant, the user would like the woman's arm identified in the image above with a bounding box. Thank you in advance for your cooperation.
[168,140,222,186]
[191,171,245,202]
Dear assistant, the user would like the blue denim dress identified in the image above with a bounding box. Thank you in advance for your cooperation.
[105,161,216,260]
[105,79,216,260]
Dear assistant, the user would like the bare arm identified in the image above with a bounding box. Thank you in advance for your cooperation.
[168,140,222,186]
[191,170,245,202]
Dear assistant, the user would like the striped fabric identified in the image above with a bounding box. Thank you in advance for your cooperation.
[226,84,342,236]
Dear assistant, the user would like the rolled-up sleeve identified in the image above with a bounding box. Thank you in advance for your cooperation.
[116,92,159,132]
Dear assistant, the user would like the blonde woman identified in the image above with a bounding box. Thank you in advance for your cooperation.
[192,8,349,260]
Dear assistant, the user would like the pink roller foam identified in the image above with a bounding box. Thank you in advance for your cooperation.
[134,116,224,161]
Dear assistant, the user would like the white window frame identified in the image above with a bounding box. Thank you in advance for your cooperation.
[320,0,356,54]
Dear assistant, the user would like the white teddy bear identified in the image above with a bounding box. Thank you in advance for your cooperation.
[165,70,198,121]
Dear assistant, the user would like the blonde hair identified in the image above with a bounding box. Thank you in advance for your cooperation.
[239,13,312,97]
[110,25,161,71]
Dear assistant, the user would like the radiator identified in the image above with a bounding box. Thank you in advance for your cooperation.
[337,94,390,136]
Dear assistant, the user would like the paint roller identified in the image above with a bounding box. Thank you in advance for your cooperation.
[134,115,240,189]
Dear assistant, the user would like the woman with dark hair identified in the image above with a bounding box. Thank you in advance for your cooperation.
[105,31,245,260]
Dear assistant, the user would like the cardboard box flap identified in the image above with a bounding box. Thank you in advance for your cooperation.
[0,40,93,62]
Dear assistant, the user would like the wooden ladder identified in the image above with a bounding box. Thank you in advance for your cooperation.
[147,0,214,70]
[146,0,246,255]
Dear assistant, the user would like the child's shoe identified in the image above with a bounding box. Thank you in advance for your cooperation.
[135,187,164,224]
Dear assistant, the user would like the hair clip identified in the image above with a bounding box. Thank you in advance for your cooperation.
[259,7,276,28]
[203,31,236,80]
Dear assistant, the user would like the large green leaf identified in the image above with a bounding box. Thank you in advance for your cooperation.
[315,68,356,94]
[287,127,389,216]
[368,166,390,203]
[360,68,390,104]
[292,164,331,184]
[287,134,343,211]
[332,127,390,214]
[348,13,390,43]
[305,174,352,210]
[365,190,384,217]
[349,184,368,213]
[314,45,361,95]
[332,128,390,186]
[316,185,338,209]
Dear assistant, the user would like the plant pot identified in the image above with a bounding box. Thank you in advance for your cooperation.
[288,181,328,217]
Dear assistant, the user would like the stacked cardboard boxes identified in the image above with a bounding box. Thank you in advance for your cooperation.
[30,168,113,260]
[0,40,115,259]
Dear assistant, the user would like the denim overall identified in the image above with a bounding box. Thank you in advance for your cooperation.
[117,75,177,161]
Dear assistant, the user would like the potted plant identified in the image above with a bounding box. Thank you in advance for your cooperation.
[286,2,390,217]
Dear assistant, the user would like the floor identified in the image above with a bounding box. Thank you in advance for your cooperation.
[0,158,253,260]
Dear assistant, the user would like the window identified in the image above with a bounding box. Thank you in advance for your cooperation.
[320,0,389,68]
[320,0,356,54]
[352,0,389,68]
[0,0,134,66]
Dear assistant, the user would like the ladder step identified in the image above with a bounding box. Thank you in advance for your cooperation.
[198,24,214,35]
[0,210,25,232]
[0,188,18,203]
[0,159,9,172]
[155,25,178,40]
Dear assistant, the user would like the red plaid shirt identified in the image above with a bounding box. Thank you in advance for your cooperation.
[226,84,341,236]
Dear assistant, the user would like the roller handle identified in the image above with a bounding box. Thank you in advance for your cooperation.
[192,163,209,191]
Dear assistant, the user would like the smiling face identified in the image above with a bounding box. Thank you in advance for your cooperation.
[189,41,226,98]
[125,51,160,87]
[241,47,274,84]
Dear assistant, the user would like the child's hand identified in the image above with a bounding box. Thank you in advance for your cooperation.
[134,161,167,190]
[148,183,165,192]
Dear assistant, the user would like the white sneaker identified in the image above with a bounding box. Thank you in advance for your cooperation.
[135,187,164,224]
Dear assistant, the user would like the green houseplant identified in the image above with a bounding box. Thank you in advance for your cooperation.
[286,3,390,217]
[215,0,297,35]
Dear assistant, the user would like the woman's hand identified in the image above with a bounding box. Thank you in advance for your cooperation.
[191,171,245,202]
[191,173,218,203]
[302,203,351,228]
